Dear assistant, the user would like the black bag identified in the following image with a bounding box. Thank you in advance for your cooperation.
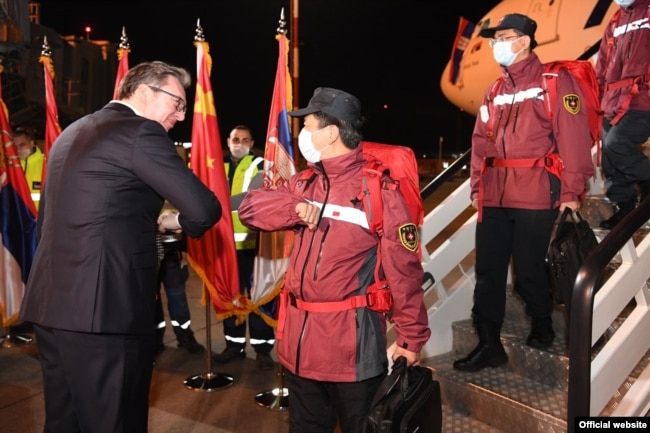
[547,208,599,311]
[364,357,442,433]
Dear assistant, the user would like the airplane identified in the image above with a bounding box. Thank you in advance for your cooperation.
[440,0,620,116]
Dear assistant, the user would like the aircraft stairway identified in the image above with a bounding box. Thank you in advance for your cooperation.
[405,149,650,432]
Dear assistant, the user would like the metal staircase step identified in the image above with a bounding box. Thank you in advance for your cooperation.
[450,318,569,390]
[426,351,567,433]
[442,405,506,433]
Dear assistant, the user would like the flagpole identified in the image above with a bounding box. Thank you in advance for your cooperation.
[254,9,291,411]
[290,0,300,162]
[113,27,130,100]
[183,19,234,392]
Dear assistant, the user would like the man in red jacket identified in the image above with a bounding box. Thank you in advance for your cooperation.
[238,87,431,433]
[454,14,594,372]
[596,0,650,229]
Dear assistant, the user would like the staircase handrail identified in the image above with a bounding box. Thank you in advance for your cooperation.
[567,197,650,430]
[420,150,471,201]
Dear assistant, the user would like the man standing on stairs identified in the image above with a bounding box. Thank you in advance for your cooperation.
[596,0,650,230]
[454,14,594,372]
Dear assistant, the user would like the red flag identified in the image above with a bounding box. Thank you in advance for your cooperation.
[250,29,296,325]
[39,47,62,183]
[186,38,241,318]
[113,28,130,100]
[449,17,476,84]
[0,71,37,326]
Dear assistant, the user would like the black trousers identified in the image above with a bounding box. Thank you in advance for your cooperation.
[34,325,154,433]
[155,249,191,337]
[285,369,385,433]
[601,110,650,203]
[472,207,558,325]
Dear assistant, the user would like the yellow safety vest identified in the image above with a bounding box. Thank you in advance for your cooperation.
[225,155,264,250]
[20,147,44,210]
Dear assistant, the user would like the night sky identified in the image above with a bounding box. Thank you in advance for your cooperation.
[38,0,500,156]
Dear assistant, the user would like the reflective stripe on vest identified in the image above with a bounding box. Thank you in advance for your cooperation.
[226,155,263,250]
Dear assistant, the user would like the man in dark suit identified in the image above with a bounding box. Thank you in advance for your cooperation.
[20,60,221,433]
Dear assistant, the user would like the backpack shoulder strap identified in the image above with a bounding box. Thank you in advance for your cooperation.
[356,159,399,237]
[486,77,504,138]
[542,62,560,119]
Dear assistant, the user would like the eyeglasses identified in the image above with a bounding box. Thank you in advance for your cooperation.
[488,35,522,47]
[147,85,187,113]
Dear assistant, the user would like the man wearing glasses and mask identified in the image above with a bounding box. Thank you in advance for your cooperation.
[454,14,594,372]
[20,61,221,433]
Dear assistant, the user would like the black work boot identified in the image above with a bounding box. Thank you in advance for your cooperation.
[212,346,246,364]
[175,328,206,354]
[453,319,508,372]
[599,198,637,230]
[527,317,555,350]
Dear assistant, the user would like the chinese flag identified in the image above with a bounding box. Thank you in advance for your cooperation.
[0,71,37,326]
[186,39,241,318]
[39,53,62,183]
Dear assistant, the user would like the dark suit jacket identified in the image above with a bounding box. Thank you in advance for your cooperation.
[20,102,221,335]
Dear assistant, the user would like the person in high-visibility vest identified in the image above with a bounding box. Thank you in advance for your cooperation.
[14,127,44,210]
[212,125,276,370]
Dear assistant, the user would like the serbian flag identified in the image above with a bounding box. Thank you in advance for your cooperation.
[250,29,296,327]
[0,71,37,327]
[449,17,476,84]
[39,46,62,183]
[113,27,130,100]
[186,37,241,319]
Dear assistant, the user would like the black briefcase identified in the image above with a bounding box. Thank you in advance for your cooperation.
[547,208,599,312]
[364,356,442,433]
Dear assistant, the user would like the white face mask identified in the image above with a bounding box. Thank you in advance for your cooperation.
[229,145,250,160]
[298,128,322,163]
[492,38,523,67]
[17,147,31,160]
[298,127,331,163]
[613,0,635,7]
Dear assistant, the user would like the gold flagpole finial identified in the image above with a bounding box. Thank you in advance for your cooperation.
[119,26,130,50]
[277,8,287,35]
[41,35,52,58]
[194,18,205,43]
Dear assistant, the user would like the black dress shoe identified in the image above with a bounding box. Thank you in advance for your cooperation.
[600,198,637,230]
[453,342,508,372]
[527,318,555,350]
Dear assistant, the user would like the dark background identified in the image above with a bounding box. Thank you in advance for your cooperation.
[39,0,500,156]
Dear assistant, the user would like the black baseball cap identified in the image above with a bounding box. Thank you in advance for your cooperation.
[288,87,361,124]
[479,13,538,49]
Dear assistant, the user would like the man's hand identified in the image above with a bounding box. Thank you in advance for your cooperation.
[559,201,579,213]
[392,347,420,366]
[158,210,182,233]
[295,201,321,230]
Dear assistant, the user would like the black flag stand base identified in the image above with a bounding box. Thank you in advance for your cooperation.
[184,286,234,392]
[254,363,289,410]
